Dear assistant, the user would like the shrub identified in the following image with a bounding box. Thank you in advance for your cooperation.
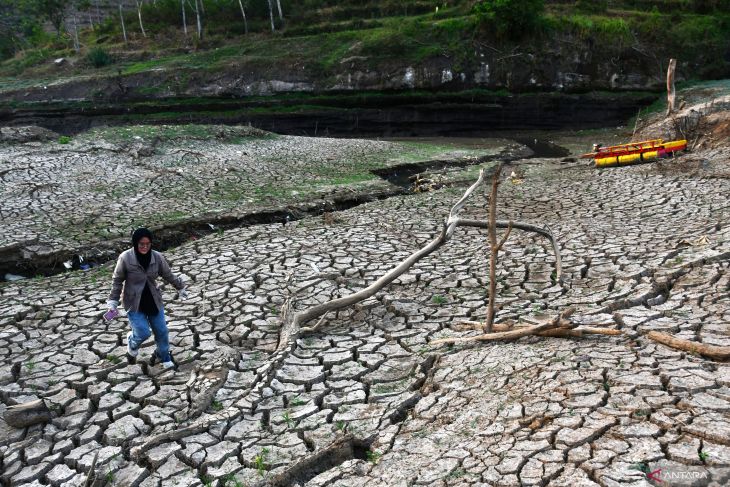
[575,0,608,13]
[473,0,545,39]
[58,136,71,144]
[86,47,112,68]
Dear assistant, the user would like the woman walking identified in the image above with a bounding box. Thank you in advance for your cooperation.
[106,228,187,369]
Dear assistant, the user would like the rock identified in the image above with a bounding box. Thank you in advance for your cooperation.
[0,126,58,143]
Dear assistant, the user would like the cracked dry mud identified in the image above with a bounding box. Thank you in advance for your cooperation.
[1,141,730,487]
[0,125,494,275]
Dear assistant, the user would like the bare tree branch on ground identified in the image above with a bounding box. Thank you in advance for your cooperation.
[647,331,730,361]
[276,167,564,351]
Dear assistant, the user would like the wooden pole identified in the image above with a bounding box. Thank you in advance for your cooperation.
[485,164,504,333]
[666,58,677,116]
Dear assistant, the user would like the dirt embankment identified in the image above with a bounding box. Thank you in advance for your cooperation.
[632,83,730,177]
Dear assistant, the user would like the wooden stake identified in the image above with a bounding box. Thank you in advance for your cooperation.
[485,164,503,333]
[666,58,677,116]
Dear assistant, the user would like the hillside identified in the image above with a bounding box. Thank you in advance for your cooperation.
[0,0,728,105]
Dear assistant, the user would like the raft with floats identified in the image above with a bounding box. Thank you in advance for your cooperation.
[581,139,687,168]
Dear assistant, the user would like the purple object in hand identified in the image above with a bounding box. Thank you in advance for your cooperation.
[103,309,119,321]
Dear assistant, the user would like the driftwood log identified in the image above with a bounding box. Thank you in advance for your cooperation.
[647,331,730,361]
[276,168,564,351]
[3,399,51,428]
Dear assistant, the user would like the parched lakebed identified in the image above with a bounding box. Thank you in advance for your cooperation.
[1,125,730,486]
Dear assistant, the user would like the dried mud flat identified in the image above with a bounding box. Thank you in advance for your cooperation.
[0,124,495,278]
[1,123,730,487]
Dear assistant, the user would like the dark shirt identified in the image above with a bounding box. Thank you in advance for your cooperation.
[139,283,159,315]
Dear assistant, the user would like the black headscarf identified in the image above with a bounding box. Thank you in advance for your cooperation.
[132,227,153,270]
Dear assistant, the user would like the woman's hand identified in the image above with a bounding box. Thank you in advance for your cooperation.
[179,288,188,301]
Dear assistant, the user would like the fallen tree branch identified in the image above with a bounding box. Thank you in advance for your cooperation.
[457,219,562,282]
[454,321,620,337]
[276,169,564,350]
[431,308,575,346]
[646,331,730,361]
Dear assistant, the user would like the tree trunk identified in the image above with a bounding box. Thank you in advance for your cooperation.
[276,0,284,22]
[72,15,80,52]
[237,0,248,34]
[194,0,203,40]
[267,0,275,32]
[181,0,187,36]
[666,58,677,116]
[119,4,128,44]
[135,0,147,37]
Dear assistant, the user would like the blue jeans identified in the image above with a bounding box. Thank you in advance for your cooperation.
[127,308,171,362]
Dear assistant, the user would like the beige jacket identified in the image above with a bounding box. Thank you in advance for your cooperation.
[108,249,184,312]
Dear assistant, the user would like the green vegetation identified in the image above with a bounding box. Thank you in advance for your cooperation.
[223,473,244,487]
[366,449,382,464]
[106,354,121,364]
[431,294,447,305]
[0,0,727,88]
[253,447,269,477]
[86,47,112,68]
[289,398,307,407]
[57,135,71,144]
[282,410,294,428]
[474,0,546,39]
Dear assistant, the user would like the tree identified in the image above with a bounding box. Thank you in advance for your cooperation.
[34,0,68,36]
[135,0,146,37]
[473,0,544,39]
[275,0,283,23]
[181,0,188,36]
[193,0,203,40]
[266,0,275,32]
[76,0,93,29]
[119,3,127,44]
[237,0,248,35]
